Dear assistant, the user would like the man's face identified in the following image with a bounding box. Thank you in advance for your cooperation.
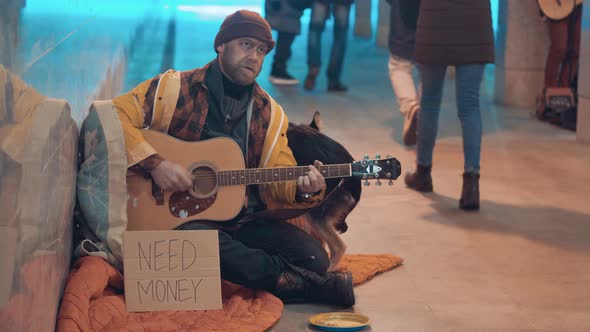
[217,37,269,86]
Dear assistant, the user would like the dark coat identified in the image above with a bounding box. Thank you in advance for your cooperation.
[387,0,418,60]
[265,0,305,35]
[414,0,495,65]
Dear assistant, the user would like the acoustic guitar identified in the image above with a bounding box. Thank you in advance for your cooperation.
[126,130,401,231]
[537,0,583,20]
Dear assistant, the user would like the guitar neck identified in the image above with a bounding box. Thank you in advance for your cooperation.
[215,164,352,186]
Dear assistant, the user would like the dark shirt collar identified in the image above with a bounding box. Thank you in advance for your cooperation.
[208,58,252,100]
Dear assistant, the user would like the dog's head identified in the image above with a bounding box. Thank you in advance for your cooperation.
[286,111,362,234]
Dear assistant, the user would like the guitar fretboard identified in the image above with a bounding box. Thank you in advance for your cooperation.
[216,164,352,186]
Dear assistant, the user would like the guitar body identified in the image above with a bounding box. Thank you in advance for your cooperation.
[126,131,246,231]
[538,0,578,20]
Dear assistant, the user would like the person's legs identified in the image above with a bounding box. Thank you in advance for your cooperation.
[388,54,419,145]
[305,2,329,90]
[455,64,485,210]
[404,64,446,192]
[326,3,351,91]
[270,31,299,85]
[455,64,484,174]
[177,221,285,290]
[177,220,353,306]
[416,64,446,167]
[233,219,329,275]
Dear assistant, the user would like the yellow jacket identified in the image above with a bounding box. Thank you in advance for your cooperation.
[112,65,323,210]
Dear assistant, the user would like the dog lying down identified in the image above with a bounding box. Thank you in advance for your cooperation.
[286,112,362,271]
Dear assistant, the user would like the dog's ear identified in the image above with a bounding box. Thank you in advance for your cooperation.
[309,111,322,131]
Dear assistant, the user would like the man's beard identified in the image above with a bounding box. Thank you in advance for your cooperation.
[222,59,260,86]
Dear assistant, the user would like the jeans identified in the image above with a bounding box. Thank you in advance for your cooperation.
[417,64,485,173]
[388,54,421,116]
[177,219,329,291]
[273,31,297,71]
[307,2,351,83]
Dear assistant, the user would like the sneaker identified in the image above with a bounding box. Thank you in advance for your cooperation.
[327,81,348,92]
[402,105,419,146]
[269,71,299,86]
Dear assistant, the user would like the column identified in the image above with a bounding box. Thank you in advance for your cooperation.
[576,4,590,143]
[493,0,549,108]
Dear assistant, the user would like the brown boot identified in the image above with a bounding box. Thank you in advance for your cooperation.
[404,165,433,192]
[274,263,355,307]
[304,66,320,91]
[459,172,480,211]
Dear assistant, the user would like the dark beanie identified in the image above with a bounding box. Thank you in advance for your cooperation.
[214,10,275,54]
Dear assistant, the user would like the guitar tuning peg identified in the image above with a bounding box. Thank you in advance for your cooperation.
[364,179,370,186]
[363,154,369,160]
[388,180,394,186]
[376,179,382,186]
[375,154,381,160]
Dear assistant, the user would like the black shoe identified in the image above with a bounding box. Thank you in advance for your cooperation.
[274,263,355,307]
[270,69,299,86]
[404,165,433,192]
[328,81,348,92]
[459,172,480,211]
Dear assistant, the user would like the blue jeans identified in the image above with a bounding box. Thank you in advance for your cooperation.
[307,2,351,83]
[417,64,485,173]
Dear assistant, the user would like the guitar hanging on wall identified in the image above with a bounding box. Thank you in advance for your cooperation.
[126,130,402,231]
[537,0,583,20]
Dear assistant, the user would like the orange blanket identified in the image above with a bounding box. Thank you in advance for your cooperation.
[56,254,403,332]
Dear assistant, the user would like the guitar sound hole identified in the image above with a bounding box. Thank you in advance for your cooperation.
[192,166,217,197]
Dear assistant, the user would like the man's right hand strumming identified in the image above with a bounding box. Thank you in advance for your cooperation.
[150,160,193,192]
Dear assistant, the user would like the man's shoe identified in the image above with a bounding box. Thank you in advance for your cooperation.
[404,165,433,192]
[459,172,480,211]
[304,67,320,91]
[328,81,348,92]
[274,263,355,307]
[402,105,419,146]
[270,70,299,86]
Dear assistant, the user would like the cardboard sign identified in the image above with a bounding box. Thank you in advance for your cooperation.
[0,227,17,307]
[123,230,222,312]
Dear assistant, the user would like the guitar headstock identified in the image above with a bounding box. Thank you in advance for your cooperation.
[351,154,401,186]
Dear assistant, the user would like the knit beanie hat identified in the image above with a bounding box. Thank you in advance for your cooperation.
[214,10,275,54]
